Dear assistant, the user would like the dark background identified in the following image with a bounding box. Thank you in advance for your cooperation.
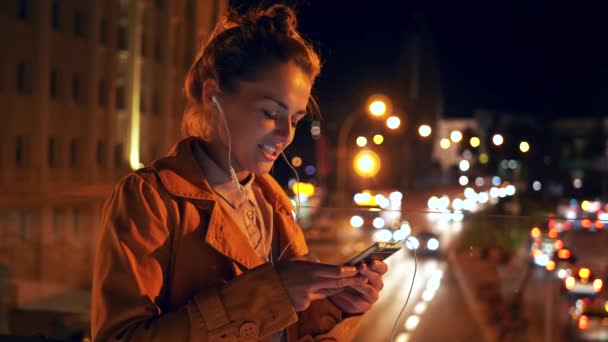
[232,0,608,119]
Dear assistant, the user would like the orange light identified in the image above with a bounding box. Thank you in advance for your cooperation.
[554,240,564,250]
[546,260,556,271]
[579,268,591,279]
[548,228,558,239]
[558,249,571,260]
[578,315,589,330]
[532,249,541,258]
[530,227,541,239]
[566,276,576,290]
[582,219,591,229]
[594,279,603,292]
[595,220,605,229]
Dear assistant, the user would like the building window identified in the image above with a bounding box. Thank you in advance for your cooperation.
[51,0,60,31]
[99,17,107,45]
[96,140,105,166]
[15,135,25,167]
[70,139,78,167]
[48,137,56,167]
[98,79,106,106]
[152,91,159,115]
[72,74,80,102]
[114,143,123,168]
[73,9,85,38]
[17,0,28,20]
[140,90,146,113]
[116,85,125,110]
[117,25,128,50]
[73,208,80,234]
[17,62,30,94]
[19,210,27,241]
[154,38,161,63]
[50,68,58,98]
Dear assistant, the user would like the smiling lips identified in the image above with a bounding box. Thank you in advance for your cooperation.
[258,144,281,161]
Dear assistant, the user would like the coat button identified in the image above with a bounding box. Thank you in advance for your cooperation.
[238,322,259,339]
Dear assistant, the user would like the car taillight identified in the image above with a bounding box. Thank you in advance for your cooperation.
[554,240,563,250]
[548,228,558,239]
[578,315,588,330]
[566,277,576,290]
[546,260,556,271]
[558,249,571,259]
[593,279,603,292]
[530,227,541,239]
[595,220,604,229]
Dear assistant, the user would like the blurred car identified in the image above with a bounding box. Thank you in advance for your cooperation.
[563,267,604,298]
[530,236,559,267]
[567,298,608,341]
[546,248,577,279]
[350,205,385,230]
[405,231,441,257]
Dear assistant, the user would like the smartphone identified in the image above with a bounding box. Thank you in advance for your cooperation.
[344,242,403,266]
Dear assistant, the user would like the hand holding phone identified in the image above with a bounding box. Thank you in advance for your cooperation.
[344,242,403,266]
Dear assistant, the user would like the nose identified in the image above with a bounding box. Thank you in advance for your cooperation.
[274,117,294,143]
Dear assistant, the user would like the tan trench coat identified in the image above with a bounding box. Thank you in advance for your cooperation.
[91,137,361,341]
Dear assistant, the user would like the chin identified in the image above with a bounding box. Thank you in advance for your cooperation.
[250,161,275,175]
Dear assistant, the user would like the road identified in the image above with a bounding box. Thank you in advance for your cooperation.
[305,195,608,341]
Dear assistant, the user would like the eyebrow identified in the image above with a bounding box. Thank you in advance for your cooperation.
[261,95,307,116]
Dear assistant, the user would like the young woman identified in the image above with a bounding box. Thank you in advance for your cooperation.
[91,4,388,341]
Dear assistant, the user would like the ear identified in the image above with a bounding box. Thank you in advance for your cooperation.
[201,78,221,109]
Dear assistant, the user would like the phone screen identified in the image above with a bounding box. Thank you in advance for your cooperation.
[344,242,403,266]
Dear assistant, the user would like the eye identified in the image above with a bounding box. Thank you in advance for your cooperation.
[262,109,279,120]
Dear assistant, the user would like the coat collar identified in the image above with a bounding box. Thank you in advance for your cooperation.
[151,137,297,269]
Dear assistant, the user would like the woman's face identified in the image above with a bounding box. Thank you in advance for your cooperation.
[215,62,313,175]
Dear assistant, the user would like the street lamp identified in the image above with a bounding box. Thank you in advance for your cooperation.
[336,94,394,206]
[356,136,368,147]
[386,116,401,130]
[373,134,384,145]
[418,125,432,137]
[353,150,381,178]
[440,138,451,149]
[369,101,387,117]
[519,141,530,153]
[492,134,504,146]
[470,137,480,148]
[450,130,463,143]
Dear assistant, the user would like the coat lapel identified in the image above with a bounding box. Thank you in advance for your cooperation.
[199,199,266,270]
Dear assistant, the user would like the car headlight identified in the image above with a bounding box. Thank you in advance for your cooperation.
[350,215,363,228]
[427,238,439,251]
[406,237,419,250]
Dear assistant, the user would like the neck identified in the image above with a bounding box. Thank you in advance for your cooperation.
[205,139,251,182]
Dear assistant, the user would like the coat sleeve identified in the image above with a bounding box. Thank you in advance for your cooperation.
[277,221,363,341]
[91,174,298,341]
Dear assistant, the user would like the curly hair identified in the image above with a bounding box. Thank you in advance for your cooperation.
[182,4,321,139]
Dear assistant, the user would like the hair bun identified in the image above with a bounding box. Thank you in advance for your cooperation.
[259,4,297,35]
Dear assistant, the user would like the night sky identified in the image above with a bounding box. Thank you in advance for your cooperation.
[233,1,608,120]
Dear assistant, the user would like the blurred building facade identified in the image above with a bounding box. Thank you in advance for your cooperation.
[0,0,225,332]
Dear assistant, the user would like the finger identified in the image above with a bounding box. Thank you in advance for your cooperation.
[311,263,358,278]
[359,268,384,291]
[332,291,371,313]
[314,288,345,298]
[369,260,389,275]
[346,283,379,303]
[311,275,368,291]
